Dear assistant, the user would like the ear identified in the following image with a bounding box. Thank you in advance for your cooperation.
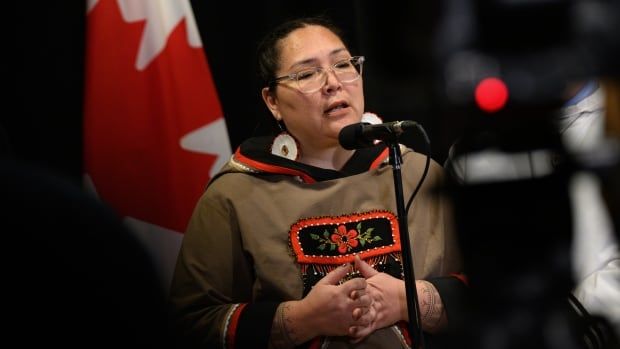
[261,87,281,121]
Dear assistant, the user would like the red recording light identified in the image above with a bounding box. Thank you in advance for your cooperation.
[475,77,509,113]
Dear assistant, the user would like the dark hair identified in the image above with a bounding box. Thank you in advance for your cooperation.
[256,16,348,91]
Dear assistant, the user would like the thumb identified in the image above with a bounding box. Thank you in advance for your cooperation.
[355,255,378,278]
[317,263,351,286]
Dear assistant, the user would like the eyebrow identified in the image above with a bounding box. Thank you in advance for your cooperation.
[287,48,349,70]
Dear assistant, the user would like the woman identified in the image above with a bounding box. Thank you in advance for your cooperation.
[170,16,465,349]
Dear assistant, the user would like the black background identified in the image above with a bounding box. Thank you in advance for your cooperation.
[4,1,446,184]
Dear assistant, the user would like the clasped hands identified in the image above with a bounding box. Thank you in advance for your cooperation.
[298,255,407,343]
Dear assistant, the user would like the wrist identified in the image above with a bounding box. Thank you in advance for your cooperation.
[286,299,316,344]
[271,302,296,349]
[416,280,447,333]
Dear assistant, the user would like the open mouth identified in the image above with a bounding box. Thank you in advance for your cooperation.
[325,101,349,114]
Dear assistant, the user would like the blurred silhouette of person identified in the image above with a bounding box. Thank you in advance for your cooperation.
[1,143,175,347]
[445,79,620,347]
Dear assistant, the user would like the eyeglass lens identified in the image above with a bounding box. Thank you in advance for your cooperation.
[297,58,363,93]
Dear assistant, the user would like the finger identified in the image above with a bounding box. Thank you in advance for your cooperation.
[340,277,367,295]
[352,306,366,320]
[349,326,359,338]
[350,289,357,300]
[349,324,374,343]
[355,255,378,278]
[352,305,370,320]
[356,307,374,327]
[349,288,367,300]
[354,293,372,308]
[317,263,351,286]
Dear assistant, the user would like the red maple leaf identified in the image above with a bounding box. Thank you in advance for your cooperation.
[84,0,226,232]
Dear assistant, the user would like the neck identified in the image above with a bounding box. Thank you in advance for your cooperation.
[298,145,354,170]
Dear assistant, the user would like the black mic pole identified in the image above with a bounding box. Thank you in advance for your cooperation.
[387,140,425,349]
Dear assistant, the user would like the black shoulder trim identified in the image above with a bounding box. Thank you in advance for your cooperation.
[236,136,389,181]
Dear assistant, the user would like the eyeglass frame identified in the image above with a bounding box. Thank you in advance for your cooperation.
[268,56,365,93]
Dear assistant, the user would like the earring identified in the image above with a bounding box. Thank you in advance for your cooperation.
[361,112,383,125]
[271,120,300,161]
[361,112,384,147]
[277,119,286,132]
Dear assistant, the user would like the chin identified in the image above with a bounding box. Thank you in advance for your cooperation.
[332,118,354,130]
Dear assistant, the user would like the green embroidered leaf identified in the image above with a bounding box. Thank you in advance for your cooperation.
[360,239,366,247]
[373,236,382,241]
[323,230,329,238]
[365,228,375,234]
[330,244,336,251]
[310,233,320,240]
[356,223,362,232]
[318,244,326,250]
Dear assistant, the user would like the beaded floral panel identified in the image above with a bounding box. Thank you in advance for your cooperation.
[289,210,404,295]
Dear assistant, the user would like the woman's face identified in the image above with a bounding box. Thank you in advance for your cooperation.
[263,25,364,152]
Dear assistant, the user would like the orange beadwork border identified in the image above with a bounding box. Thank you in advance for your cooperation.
[290,210,402,264]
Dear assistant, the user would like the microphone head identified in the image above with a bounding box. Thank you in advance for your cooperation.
[399,120,418,130]
[339,122,375,150]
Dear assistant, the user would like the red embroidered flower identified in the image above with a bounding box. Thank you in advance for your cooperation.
[330,225,359,254]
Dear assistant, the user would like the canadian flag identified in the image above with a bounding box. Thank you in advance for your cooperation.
[83,0,231,289]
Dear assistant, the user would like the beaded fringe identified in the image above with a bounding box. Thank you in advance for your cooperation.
[300,251,403,281]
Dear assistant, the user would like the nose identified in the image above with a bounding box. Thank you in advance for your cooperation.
[322,68,342,93]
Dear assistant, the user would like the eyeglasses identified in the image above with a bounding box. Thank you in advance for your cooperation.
[270,56,365,94]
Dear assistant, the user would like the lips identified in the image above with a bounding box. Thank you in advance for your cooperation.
[325,101,349,114]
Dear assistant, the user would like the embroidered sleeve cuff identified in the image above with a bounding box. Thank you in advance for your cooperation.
[427,274,470,332]
[224,301,279,349]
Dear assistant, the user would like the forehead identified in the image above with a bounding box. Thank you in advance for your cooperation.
[277,25,347,70]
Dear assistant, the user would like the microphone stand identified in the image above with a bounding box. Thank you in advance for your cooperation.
[386,140,425,349]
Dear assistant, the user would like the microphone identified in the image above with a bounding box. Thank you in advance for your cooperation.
[339,120,418,150]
